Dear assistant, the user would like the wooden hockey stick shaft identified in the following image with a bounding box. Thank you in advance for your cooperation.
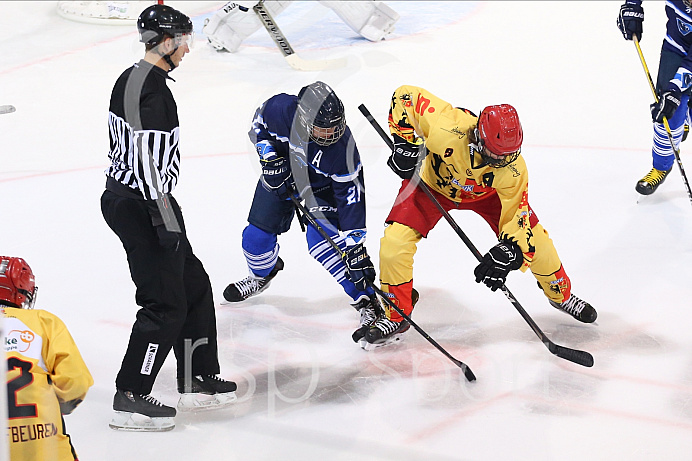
[633,35,692,206]
[288,195,477,381]
[253,1,346,72]
[358,103,594,368]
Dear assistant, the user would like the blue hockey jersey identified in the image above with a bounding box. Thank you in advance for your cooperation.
[248,93,367,240]
[661,0,692,64]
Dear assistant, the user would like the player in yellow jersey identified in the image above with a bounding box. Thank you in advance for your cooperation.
[362,85,597,349]
[1,256,93,460]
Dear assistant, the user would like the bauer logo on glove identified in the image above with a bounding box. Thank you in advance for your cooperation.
[474,240,523,292]
[388,134,425,180]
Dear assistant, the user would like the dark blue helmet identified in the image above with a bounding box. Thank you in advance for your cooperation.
[296,81,346,146]
[138,4,193,47]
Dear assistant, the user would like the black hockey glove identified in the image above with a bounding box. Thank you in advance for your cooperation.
[156,225,180,251]
[650,89,681,123]
[388,134,424,180]
[344,244,376,292]
[617,1,643,41]
[474,240,523,292]
[260,156,294,200]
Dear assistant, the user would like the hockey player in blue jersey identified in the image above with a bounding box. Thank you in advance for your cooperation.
[618,0,692,195]
[223,81,381,343]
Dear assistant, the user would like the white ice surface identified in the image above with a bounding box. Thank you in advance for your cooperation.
[1,1,692,460]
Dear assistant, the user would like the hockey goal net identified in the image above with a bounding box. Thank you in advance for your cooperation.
[57,1,160,25]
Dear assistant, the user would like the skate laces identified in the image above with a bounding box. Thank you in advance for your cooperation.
[234,276,261,298]
[642,168,670,185]
[359,303,377,327]
[560,295,588,315]
[372,316,403,335]
[141,394,166,407]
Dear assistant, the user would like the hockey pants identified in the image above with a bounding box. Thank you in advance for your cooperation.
[101,190,220,395]
[244,180,374,303]
[378,188,572,322]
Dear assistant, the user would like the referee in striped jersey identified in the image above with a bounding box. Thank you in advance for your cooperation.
[100,4,235,423]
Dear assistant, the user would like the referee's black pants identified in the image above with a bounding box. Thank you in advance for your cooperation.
[101,190,220,395]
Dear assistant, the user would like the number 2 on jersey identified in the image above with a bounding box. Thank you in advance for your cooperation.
[7,357,37,419]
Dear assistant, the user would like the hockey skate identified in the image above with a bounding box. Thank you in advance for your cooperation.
[635,167,672,195]
[109,389,176,432]
[351,295,383,344]
[362,289,418,351]
[223,257,284,302]
[549,294,597,323]
[177,375,238,412]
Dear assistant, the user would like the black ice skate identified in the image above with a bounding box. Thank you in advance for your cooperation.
[635,167,672,195]
[549,294,597,323]
[351,295,384,344]
[177,375,238,412]
[223,257,284,302]
[110,389,176,432]
[362,288,418,350]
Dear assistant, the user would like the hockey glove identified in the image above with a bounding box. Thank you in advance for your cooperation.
[650,89,681,123]
[617,1,643,41]
[260,156,294,200]
[388,134,424,180]
[344,244,376,292]
[474,240,523,292]
[156,225,180,251]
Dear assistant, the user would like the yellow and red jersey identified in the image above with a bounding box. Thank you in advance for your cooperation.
[3,307,93,461]
[389,85,534,254]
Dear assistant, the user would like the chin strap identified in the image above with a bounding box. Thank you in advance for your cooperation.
[163,51,177,71]
[470,128,489,169]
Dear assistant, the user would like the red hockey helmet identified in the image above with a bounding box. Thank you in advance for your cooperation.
[0,256,37,309]
[477,104,523,167]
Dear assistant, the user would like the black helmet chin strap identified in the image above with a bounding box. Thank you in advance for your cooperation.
[163,52,177,71]
[155,35,180,72]
[162,46,179,72]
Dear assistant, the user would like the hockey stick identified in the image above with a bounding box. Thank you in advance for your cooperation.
[0,105,16,115]
[358,103,594,368]
[288,195,477,381]
[633,35,692,206]
[253,1,346,72]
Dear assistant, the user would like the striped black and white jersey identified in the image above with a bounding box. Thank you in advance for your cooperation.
[106,60,181,201]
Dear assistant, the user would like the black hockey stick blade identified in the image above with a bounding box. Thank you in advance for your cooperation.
[370,284,477,382]
[547,342,594,367]
[460,362,477,381]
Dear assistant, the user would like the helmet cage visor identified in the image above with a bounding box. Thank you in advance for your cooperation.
[17,286,37,309]
[301,115,346,146]
[481,144,521,168]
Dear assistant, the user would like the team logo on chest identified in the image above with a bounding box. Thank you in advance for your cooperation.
[677,17,692,35]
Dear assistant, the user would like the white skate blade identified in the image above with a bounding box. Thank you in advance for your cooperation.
[361,333,404,351]
[109,411,175,432]
[177,392,237,412]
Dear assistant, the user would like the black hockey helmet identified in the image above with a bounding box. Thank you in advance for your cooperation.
[296,81,346,146]
[137,4,193,47]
